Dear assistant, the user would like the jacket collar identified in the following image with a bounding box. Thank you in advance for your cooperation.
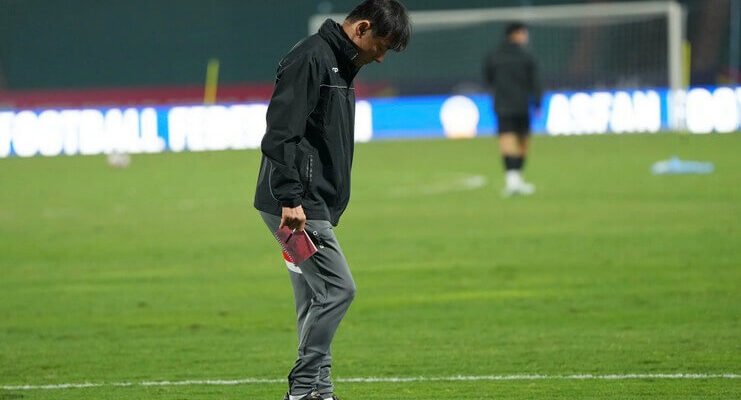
[318,19,360,70]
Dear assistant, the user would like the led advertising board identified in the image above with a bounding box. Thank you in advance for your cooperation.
[1,87,739,158]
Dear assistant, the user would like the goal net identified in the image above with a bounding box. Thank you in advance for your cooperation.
[309,1,686,95]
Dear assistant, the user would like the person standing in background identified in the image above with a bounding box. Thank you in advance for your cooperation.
[484,22,542,196]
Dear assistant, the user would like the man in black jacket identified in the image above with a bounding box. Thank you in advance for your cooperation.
[484,22,542,196]
[254,1,410,399]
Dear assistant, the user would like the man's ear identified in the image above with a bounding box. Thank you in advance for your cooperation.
[356,20,371,37]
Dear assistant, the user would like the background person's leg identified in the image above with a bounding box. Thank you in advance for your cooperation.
[499,132,525,191]
[514,115,535,192]
[498,114,534,195]
[517,134,530,158]
[516,114,531,167]
[499,132,521,156]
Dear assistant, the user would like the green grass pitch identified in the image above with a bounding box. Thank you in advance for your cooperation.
[0,133,739,399]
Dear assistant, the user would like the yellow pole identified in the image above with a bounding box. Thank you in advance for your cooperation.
[682,41,691,88]
[204,58,220,104]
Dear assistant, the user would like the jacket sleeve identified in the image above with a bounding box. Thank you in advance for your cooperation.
[529,56,543,108]
[260,53,322,208]
[483,52,496,89]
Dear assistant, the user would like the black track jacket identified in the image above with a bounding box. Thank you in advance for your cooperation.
[254,19,360,226]
[484,41,542,116]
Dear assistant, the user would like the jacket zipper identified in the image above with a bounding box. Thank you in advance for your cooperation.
[304,155,313,195]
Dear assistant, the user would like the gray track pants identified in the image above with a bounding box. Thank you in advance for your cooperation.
[260,211,356,397]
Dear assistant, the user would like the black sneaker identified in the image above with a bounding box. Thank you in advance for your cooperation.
[283,391,321,400]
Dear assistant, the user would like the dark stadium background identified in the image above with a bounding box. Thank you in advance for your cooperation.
[0,0,736,106]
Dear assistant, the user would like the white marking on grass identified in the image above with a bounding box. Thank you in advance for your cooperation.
[391,174,487,197]
[2,373,738,391]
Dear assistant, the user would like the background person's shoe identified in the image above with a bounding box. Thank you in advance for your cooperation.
[517,181,536,195]
[503,181,536,197]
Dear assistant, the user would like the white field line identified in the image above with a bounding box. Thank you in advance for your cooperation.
[2,373,739,391]
[390,174,488,197]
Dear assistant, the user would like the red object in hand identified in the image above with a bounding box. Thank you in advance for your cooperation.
[274,226,317,265]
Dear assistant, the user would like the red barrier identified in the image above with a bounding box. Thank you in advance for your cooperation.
[0,84,277,108]
[0,83,386,109]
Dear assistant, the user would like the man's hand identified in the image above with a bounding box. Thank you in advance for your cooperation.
[280,205,307,232]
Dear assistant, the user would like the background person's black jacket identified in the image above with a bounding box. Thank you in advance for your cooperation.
[254,20,360,226]
[484,41,542,116]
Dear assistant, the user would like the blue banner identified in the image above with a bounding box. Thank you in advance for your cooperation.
[0,87,739,158]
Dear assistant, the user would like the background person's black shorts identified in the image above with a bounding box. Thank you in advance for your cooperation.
[497,114,530,136]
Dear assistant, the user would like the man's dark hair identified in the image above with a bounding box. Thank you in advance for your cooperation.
[346,0,411,51]
[505,22,528,37]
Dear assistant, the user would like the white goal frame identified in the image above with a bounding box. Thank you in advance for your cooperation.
[309,1,687,94]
